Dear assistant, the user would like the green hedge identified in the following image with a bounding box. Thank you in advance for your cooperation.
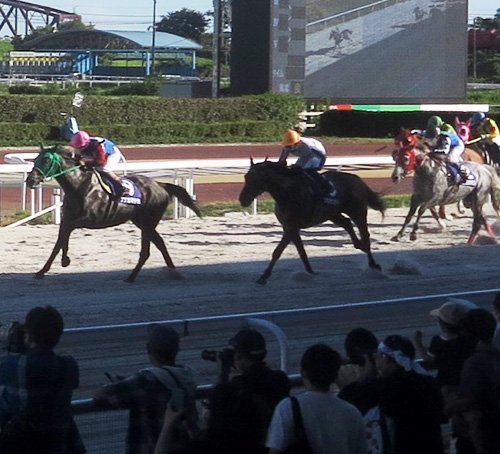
[0,92,304,145]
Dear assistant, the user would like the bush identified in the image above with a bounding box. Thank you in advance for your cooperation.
[0,93,303,145]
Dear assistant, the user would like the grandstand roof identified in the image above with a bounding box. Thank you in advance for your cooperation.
[18,29,202,51]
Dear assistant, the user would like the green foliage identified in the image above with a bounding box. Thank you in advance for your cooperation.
[156,8,209,41]
[0,92,302,145]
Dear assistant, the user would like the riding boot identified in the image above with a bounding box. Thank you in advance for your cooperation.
[109,175,125,199]
[304,169,338,204]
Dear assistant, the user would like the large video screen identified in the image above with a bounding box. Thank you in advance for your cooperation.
[303,0,468,102]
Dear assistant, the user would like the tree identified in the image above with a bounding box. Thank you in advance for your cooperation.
[156,8,210,42]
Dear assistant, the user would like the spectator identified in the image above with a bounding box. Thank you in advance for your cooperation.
[339,334,444,454]
[222,328,291,444]
[154,383,266,454]
[336,327,378,391]
[446,308,500,454]
[491,293,500,348]
[266,343,367,454]
[413,298,477,393]
[0,305,85,453]
[93,324,197,454]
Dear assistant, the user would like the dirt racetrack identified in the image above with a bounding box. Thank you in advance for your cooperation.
[1,206,499,330]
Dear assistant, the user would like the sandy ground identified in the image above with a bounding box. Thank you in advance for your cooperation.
[1,205,500,328]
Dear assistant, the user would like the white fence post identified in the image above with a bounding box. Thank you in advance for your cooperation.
[52,189,61,225]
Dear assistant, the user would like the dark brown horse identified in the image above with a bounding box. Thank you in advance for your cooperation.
[238,159,385,284]
[25,145,201,282]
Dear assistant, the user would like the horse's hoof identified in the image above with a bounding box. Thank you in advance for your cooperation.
[62,257,70,267]
[256,277,267,285]
[391,235,400,242]
[371,264,382,271]
[410,233,417,241]
[34,272,45,280]
[124,276,135,283]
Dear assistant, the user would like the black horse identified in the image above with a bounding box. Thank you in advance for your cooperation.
[25,145,201,282]
[239,159,386,284]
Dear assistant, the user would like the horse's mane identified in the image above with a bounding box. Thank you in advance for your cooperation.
[46,144,78,162]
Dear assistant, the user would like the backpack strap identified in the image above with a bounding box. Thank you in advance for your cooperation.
[144,366,186,410]
[289,396,311,451]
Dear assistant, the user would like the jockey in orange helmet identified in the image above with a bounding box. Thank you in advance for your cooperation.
[278,129,337,204]
[278,129,327,170]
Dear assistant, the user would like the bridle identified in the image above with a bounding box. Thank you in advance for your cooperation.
[32,149,81,181]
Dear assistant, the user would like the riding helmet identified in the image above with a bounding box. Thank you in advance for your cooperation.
[471,112,486,125]
[282,129,301,146]
[69,130,91,149]
[427,116,444,128]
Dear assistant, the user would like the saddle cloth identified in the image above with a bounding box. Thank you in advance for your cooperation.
[458,162,478,187]
[93,170,142,205]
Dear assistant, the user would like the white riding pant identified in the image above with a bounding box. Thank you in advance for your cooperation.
[102,147,124,171]
[448,142,465,164]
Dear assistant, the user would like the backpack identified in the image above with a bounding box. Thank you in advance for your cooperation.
[61,116,79,141]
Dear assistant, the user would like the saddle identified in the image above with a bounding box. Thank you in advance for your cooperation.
[92,170,142,205]
[291,167,338,205]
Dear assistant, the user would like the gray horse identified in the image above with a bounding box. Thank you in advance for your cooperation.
[391,143,500,243]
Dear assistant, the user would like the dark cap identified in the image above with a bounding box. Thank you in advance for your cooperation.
[229,328,267,358]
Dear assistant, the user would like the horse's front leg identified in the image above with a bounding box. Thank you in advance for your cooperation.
[257,232,291,285]
[430,207,447,229]
[35,223,73,279]
[409,205,428,241]
[289,231,314,275]
[391,197,420,241]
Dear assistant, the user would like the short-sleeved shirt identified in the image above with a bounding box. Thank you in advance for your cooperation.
[428,334,476,387]
[266,391,367,454]
[459,346,500,453]
[99,364,196,454]
[0,347,84,452]
[231,362,291,442]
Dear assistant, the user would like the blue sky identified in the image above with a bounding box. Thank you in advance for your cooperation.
[22,1,500,31]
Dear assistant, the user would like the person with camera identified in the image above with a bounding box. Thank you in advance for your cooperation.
[92,324,197,454]
[209,328,291,446]
[0,305,85,453]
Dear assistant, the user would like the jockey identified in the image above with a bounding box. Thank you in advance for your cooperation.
[432,128,465,185]
[278,129,337,204]
[69,130,125,197]
[412,116,455,146]
[470,112,500,162]
[278,129,326,170]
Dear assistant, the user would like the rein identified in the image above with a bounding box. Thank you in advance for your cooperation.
[33,151,81,181]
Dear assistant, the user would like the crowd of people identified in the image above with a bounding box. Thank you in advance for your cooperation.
[0,295,500,453]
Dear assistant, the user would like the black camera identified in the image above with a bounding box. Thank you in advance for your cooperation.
[5,322,27,354]
[201,348,235,367]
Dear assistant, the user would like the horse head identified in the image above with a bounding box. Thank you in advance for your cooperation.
[239,159,277,207]
[392,129,419,183]
[26,145,79,188]
[454,117,472,144]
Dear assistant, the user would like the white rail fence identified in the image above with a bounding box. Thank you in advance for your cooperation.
[0,155,394,227]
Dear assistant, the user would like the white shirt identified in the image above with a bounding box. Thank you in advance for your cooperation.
[266,390,368,454]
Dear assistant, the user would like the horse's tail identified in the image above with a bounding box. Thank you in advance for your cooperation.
[159,183,203,218]
[366,185,387,220]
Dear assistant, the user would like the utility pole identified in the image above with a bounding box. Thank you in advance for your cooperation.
[212,0,223,97]
[151,0,157,75]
